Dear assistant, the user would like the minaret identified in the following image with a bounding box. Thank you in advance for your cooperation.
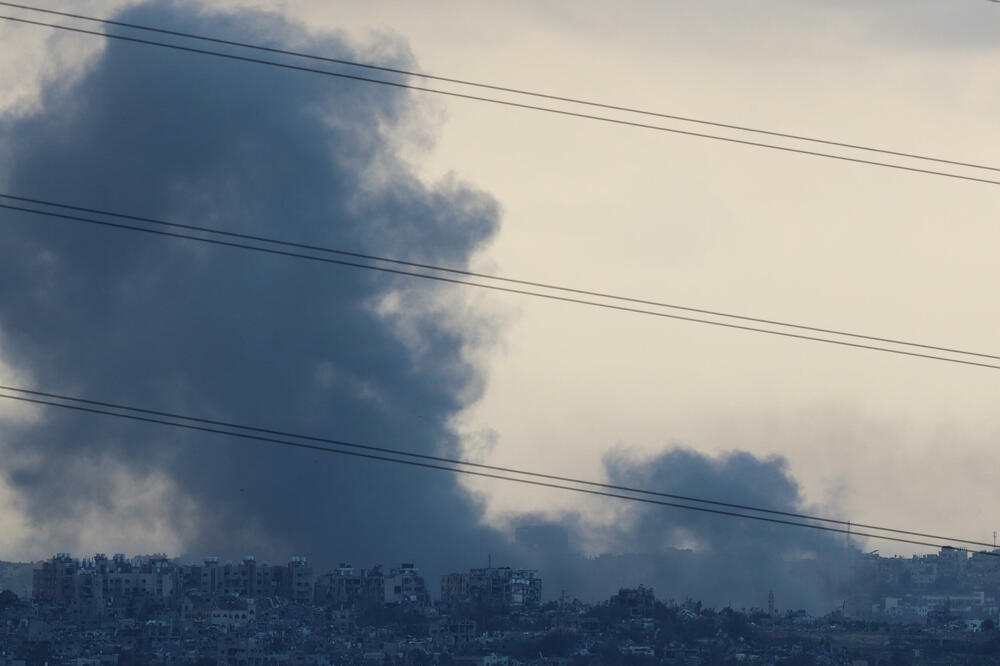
[768,590,775,617]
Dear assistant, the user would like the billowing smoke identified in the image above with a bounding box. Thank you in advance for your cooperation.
[0,2,851,611]
[0,1,509,575]
[511,448,854,614]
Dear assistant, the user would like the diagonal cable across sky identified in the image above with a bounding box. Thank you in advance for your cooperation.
[1,1,998,579]
[0,385,996,555]
[2,193,999,371]
[1,4,999,187]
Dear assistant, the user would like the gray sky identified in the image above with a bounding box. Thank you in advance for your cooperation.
[0,0,998,567]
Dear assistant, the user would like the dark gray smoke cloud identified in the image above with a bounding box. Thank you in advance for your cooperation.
[512,448,854,613]
[0,1,509,574]
[0,3,852,610]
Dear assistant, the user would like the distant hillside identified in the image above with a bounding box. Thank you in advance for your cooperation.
[0,561,36,598]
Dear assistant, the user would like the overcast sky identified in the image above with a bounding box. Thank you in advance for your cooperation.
[1,0,999,570]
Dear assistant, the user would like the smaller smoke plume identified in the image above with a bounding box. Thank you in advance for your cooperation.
[508,447,854,613]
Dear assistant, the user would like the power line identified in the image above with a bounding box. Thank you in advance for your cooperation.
[2,14,999,188]
[4,192,998,364]
[1,1,997,176]
[2,3,994,562]
[0,383,994,550]
[0,388,996,556]
[4,198,1000,372]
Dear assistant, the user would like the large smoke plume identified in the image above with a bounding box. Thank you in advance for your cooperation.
[0,2,851,612]
[0,1,507,575]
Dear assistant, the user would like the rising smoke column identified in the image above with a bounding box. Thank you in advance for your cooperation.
[0,1,508,573]
[0,4,855,610]
[598,448,854,612]
[508,448,853,612]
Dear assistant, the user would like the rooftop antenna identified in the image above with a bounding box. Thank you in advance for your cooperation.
[994,531,997,548]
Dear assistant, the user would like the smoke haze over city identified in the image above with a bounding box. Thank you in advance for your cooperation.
[1,0,998,621]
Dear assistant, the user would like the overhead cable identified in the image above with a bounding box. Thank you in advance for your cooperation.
[1,12,999,187]
[0,387,996,556]
[4,192,998,362]
[0,383,995,550]
[0,1,996,176]
[3,197,999,372]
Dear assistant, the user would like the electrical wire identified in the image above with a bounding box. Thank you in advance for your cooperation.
[4,192,998,363]
[0,1,996,175]
[0,383,994,550]
[2,13,999,188]
[2,1,997,561]
[4,200,1000,372]
[0,389,996,556]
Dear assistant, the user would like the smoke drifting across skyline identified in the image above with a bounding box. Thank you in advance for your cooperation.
[510,449,851,613]
[0,1,850,610]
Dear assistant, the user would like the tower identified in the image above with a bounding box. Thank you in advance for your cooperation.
[768,589,775,617]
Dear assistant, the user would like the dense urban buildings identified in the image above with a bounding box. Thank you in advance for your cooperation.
[441,566,542,610]
[2,547,1000,664]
